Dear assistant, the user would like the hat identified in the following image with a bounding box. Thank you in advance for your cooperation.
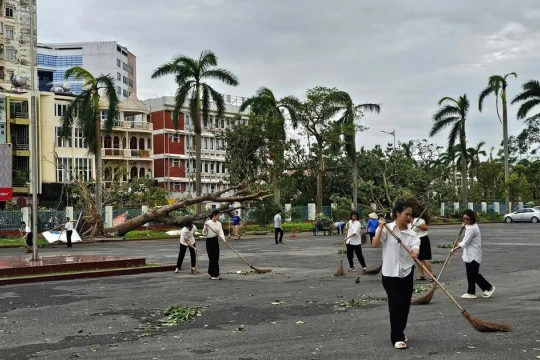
[368,212,378,219]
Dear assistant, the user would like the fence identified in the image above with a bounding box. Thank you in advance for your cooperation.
[436,201,533,216]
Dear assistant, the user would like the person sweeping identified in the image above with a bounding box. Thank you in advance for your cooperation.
[372,202,420,350]
[450,209,495,299]
[203,210,227,280]
[344,211,367,272]
[175,220,198,274]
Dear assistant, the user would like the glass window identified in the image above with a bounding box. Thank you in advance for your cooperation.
[123,62,128,71]
[117,72,121,80]
[55,127,72,148]
[74,128,86,148]
[116,86,120,95]
[123,89,128,97]
[117,59,121,67]
[5,26,14,39]
[54,103,68,117]
[128,66,133,74]
[122,76,128,84]
[75,158,92,182]
[56,157,73,182]
[5,6,14,18]
[128,79,133,87]
[101,110,108,120]
[6,49,15,62]
[0,22,4,34]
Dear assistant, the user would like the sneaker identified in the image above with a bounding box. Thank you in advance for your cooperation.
[363,267,367,271]
[348,268,356,272]
[404,336,408,342]
[461,293,477,299]
[211,277,220,280]
[174,268,179,273]
[394,341,407,349]
[483,286,495,298]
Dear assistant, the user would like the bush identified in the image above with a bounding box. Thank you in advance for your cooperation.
[249,199,282,226]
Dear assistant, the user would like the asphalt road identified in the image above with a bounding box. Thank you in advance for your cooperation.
[0,223,539,359]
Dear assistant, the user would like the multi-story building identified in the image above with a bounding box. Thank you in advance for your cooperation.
[0,0,36,91]
[39,91,153,206]
[37,41,136,100]
[144,95,249,199]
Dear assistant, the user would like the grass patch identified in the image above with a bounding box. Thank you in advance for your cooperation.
[437,243,454,249]
[124,230,172,239]
[0,238,51,248]
[0,264,162,279]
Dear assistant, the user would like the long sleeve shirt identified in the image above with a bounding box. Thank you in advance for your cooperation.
[203,220,225,240]
[377,222,421,278]
[458,223,482,263]
[180,225,197,246]
[346,220,362,245]
[411,217,427,238]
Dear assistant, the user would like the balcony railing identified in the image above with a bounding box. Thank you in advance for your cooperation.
[14,143,29,151]
[101,121,153,131]
[101,148,153,158]
[10,112,29,119]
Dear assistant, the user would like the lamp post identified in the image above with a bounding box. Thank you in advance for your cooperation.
[381,130,396,149]
[29,1,39,261]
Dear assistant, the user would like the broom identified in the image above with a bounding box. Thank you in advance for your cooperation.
[383,223,512,332]
[412,225,465,305]
[334,243,346,276]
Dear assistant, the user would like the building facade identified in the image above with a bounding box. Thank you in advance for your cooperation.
[37,41,136,100]
[144,95,249,199]
[0,0,36,91]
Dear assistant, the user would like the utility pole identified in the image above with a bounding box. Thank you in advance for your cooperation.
[29,0,39,261]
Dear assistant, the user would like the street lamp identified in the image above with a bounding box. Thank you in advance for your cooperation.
[381,130,396,149]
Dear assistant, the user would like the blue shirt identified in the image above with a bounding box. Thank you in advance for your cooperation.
[367,218,379,233]
[232,216,242,226]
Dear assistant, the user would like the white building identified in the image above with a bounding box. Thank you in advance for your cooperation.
[37,41,136,100]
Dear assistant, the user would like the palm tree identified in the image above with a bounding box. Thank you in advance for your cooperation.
[512,80,540,121]
[430,95,470,209]
[479,72,517,214]
[60,66,120,233]
[333,91,380,210]
[151,50,239,213]
[239,87,299,204]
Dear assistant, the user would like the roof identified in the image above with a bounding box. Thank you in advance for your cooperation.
[120,93,147,113]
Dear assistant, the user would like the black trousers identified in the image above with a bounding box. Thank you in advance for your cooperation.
[66,230,73,247]
[206,237,220,277]
[382,269,414,345]
[346,243,366,268]
[368,232,375,245]
[25,232,33,247]
[274,228,284,243]
[465,260,492,295]
[177,243,196,269]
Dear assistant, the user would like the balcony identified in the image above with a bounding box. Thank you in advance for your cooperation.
[101,121,153,131]
[9,112,30,125]
[101,148,153,160]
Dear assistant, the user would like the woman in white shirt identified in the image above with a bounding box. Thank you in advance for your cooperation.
[450,209,495,299]
[343,211,367,271]
[373,202,420,350]
[203,210,227,280]
[411,217,433,281]
[175,220,198,274]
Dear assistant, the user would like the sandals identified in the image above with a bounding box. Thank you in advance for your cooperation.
[416,276,426,281]
[394,341,407,349]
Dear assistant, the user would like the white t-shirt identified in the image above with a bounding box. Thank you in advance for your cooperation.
[65,222,74,231]
[346,220,362,245]
[377,222,421,277]
[411,218,427,238]
[180,225,197,246]
[25,225,31,233]
[203,220,225,239]
[274,214,282,228]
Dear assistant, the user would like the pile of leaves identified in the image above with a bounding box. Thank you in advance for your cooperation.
[413,285,429,293]
[437,243,454,249]
[159,305,202,326]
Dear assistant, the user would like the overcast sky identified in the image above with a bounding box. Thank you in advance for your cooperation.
[37,0,540,156]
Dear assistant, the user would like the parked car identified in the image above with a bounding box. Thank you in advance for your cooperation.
[504,208,540,223]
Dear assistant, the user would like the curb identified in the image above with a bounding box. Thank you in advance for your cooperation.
[0,264,176,286]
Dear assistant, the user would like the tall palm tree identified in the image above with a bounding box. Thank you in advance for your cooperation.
[151,50,239,213]
[60,66,120,233]
[479,72,517,214]
[333,91,380,210]
[512,80,540,121]
[430,95,470,209]
[239,87,299,204]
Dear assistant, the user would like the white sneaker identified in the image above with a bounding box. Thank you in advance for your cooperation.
[394,341,407,349]
[461,293,477,299]
[483,286,495,298]
[348,268,356,272]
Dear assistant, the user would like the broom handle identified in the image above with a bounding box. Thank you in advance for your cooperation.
[435,226,465,279]
[383,224,465,313]
[225,241,256,268]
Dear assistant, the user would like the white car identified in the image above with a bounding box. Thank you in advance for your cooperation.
[504,208,540,223]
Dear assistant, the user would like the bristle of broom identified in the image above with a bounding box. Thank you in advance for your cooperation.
[334,261,345,277]
[461,310,513,332]
[412,285,436,305]
[253,268,272,274]
[364,264,382,275]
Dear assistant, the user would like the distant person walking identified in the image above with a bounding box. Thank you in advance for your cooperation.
[274,210,284,244]
[65,217,73,248]
[175,220,198,274]
[232,211,243,240]
[203,210,227,280]
[411,216,433,281]
[343,211,367,272]
[21,221,32,253]
[450,209,495,299]
[366,212,380,245]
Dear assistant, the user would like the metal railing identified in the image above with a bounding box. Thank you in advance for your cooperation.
[0,211,23,230]
[10,112,29,119]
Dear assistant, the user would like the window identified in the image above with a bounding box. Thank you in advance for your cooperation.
[75,158,93,182]
[122,76,128,84]
[6,49,15,62]
[0,22,4,34]
[74,128,86,148]
[222,163,226,173]
[54,104,68,117]
[173,182,181,192]
[123,89,128,97]
[204,163,208,173]
[55,127,72,148]
[5,26,14,40]
[117,72,121,80]
[5,6,14,18]
[210,163,215,173]
[56,157,73,182]
[172,159,180,167]
[7,70,14,80]
[210,139,214,150]
[171,134,180,142]
[203,138,208,149]
[128,79,133,87]
[101,110,108,120]
[117,59,121,67]
[123,62,128,71]
[116,86,120,95]
[128,66,133,74]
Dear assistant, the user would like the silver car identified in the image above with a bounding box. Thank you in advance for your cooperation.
[504,208,540,223]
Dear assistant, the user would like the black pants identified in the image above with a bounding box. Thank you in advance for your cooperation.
[274,228,284,244]
[66,230,73,247]
[346,243,366,268]
[177,243,196,269]
[382,269,414,345]
[25,232,33,247]
[206,237,220,277]
[368,232,375,245]
[465,260,492,295]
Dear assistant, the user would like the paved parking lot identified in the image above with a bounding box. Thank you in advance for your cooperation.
[0,223,539,359]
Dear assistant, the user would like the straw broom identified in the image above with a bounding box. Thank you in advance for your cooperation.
[384,223,512,332]
[334,243,346,276]
[412,225,465,305]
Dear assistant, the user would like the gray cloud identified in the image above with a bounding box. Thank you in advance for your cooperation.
[38,0,540,155]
